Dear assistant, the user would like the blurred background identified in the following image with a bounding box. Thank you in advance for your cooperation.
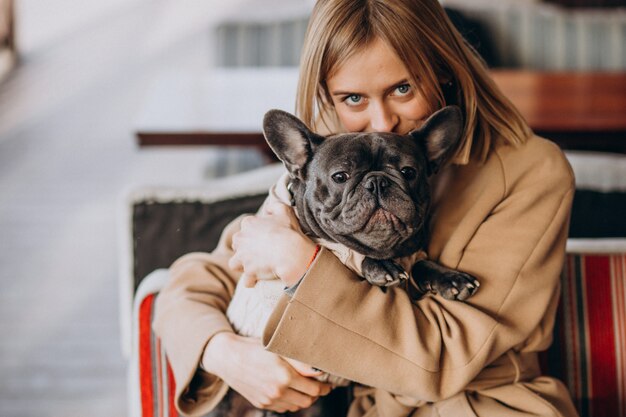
[1,0,625,416]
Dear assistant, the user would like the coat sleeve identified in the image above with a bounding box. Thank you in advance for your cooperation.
[152,216,243,417]
[262,139,575,402]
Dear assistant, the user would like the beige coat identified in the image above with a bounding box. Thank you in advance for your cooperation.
[153,134,579,417]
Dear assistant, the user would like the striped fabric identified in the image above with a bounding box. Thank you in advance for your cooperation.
[542,253,626,417]
[135,254,626,417]
[138,293,180,417]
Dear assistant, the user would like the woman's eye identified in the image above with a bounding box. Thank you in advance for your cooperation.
[331,172,350,183]
[394,84,411,96]
[400,167,417,180]
[343,94,363,106]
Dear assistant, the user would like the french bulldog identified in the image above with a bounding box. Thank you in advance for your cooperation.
[218,106,479,417]
[263,105,479,299]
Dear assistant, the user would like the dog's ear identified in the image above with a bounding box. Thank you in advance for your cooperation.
[410,106,464,175]
[263,109,325,179]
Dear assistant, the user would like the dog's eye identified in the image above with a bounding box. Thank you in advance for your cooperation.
[400,167,417,180]
[331,172,350,184]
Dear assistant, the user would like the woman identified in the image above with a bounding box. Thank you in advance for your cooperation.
[153,0,578,416]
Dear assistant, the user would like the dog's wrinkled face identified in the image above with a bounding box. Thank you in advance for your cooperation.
[262,106,463,259]
[304,133,429,257]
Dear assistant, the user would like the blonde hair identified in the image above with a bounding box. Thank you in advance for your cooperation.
[296,0,532,162]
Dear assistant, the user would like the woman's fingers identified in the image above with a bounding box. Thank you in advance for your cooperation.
[241,272,257,288]
[231,215,257,250]
[229,207,317,286]
[265,201,301,229]
[204,334,330,413]
[245,373,325,412]
[275,388,318,410]
[289,373,332,398]
[284,357,323,377]
[227,252,243,271]
[254,378,327,412]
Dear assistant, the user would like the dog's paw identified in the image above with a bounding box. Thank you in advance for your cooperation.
[362,257,409,288]
[429,271,480,301]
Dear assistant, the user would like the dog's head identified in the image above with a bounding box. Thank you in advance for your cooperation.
[262,106,464,259]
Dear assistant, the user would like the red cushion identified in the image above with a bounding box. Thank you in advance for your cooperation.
[541,253,626,417]
[138,293,179,417]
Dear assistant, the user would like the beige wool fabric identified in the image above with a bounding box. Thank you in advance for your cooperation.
[153,134,578,417]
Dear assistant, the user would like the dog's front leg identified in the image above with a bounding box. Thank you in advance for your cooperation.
[361,257,409,288]
[410,260,480,301]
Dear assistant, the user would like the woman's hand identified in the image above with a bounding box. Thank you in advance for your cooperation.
[202,332,331,412]
[229,202,318,287]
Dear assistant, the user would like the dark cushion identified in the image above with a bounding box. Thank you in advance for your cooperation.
[569,190,626,238]
[132,193,268,291]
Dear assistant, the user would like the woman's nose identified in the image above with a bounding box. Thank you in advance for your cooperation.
[369,104,398,133]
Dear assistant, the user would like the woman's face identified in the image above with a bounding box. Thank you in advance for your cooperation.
[326,37,431,134]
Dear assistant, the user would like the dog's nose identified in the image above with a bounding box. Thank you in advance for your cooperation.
[364,176,389,195]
